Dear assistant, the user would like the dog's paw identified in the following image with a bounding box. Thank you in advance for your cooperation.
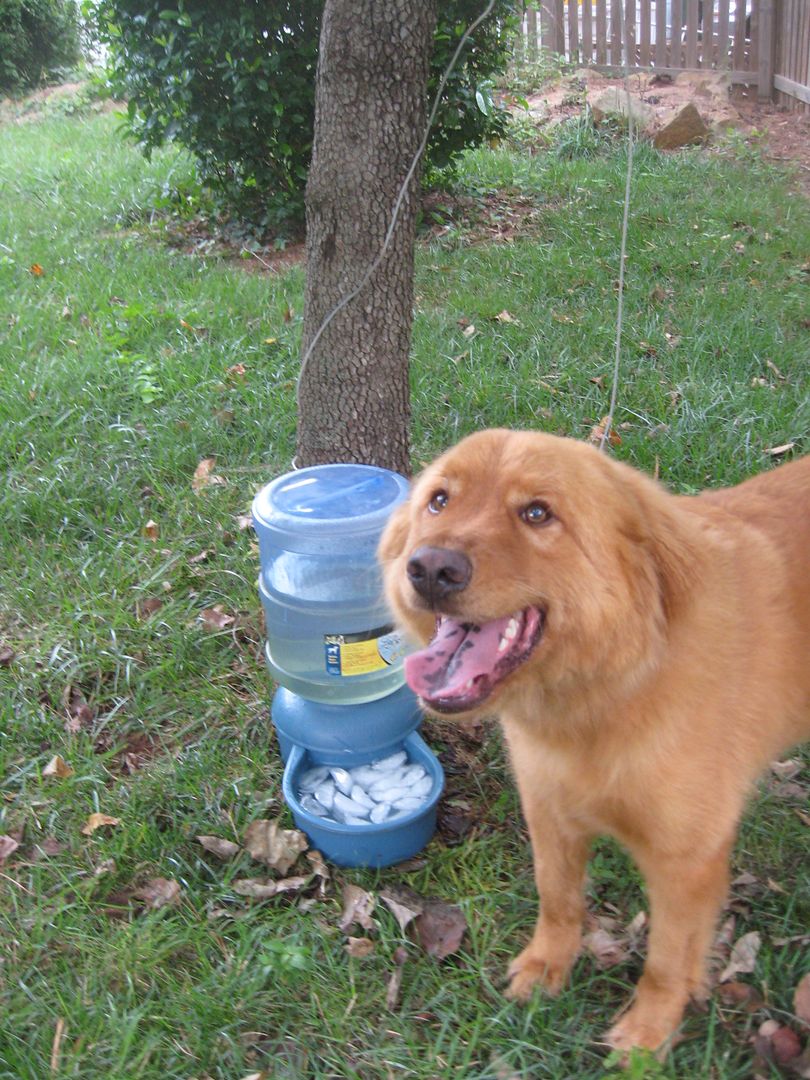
[603,1010,678,1058]
[504,948,569,1001]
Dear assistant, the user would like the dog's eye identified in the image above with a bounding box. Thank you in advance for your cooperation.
[521,501,552,526]
[427,490,448,514]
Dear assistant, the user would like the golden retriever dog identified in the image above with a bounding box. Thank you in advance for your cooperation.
[379,428,810,1055]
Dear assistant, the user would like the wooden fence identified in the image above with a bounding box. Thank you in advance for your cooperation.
[520,1,809,111]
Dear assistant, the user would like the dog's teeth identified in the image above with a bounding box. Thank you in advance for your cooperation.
[498,635,509,652]
[505,618,518,639]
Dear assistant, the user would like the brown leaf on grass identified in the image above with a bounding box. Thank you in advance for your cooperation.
[226,363,247,379]
[0,835,20,863]
[306,850,330,897]
[588,415,622,447]
[339,884,377,934]
[0,643,15,667]
[232,875,310,899]
[584,926,630,969]
[133,877,182,910]
[754,1020,803,1068]
[29,263,44,276]
[235,513,254,532]
[142,519,159,541]
[493,310,518,324]
[720,930,761,983]
[414,898,467,960]
[386,945,409,1011]
[62,685,95,731]
[197,835,241,861]
[380,886,424,934]
[716,980,764,1012]
[42,755,74,779]
[795,973,810,1025]
[192,457,226,494]
[199,605,235,631]
[344,937,376,959]
[770,758,804,781]
[81,813,121,836]
[764,442,796,457]
[135,596,164,620]
[243,819,308,875]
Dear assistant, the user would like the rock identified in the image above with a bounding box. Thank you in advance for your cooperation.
[591,87,655,131]
[653,103,710,149]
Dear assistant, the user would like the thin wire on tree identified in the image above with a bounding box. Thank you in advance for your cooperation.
[295,0,498,412]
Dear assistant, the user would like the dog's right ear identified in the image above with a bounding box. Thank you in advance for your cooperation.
[378,502,411,564]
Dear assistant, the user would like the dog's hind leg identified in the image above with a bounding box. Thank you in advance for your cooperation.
[606,839,732,1055]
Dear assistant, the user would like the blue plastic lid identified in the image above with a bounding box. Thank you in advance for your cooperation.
[252,464,409,543]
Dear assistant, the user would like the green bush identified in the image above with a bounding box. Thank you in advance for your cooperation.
[94,0,518,234]
[0,0,81,93]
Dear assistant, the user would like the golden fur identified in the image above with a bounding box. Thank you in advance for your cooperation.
[379,428,810,1054]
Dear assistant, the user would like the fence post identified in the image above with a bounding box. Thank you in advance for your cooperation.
[758,0,775,101]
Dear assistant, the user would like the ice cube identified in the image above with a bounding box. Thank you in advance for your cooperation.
[344,814,369,826]
[409,775,433,799]
[369,801,392,823]
[314,779,336,811]
[334,791,371,820]
[400,763,426,784]
[348,765,380,789]
[349,784,376,810]
[368,782,411,803]
[329,767,353,796]
[392,795,425,813]
[300,793,329,818]
[298,765,330,793]
[371,750,408,771]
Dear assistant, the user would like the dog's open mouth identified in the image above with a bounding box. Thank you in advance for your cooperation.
[404,607,545,714]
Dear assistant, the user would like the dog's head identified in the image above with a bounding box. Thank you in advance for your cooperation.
[379,429,688,717]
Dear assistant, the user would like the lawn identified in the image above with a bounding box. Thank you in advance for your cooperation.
[0,89,808,1079]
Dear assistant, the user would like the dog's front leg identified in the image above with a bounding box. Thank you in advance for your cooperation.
[606,840,732,1054]
[505,791,591,1001]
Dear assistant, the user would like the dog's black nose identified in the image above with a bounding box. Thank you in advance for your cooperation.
[406,546,471,607]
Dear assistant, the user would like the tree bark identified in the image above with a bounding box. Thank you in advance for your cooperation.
[296,0,437,476]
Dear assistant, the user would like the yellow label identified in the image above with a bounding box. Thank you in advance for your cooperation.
[339,638,388,677]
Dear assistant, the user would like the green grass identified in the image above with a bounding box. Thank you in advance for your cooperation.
[0,97,808,1079]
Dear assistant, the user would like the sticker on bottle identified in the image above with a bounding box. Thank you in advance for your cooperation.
[324,625,405,677]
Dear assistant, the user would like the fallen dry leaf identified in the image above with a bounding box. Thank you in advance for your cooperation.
[344,937,376,959]
[81,813,121,836]
[62,685,95,730]
[720,930,761,983]
[199,605,235,631]
[588,414,622,447]
[754,1019,802,1068]
[133,877,182,909]
[764,442,795,457]
[386,945,409,1011]
[795,972,810,1025]
[716,980,764,1012]
[192,457,226,494]
[142,519,159,541]
[305,850,330,897]
[243,819,308,876]
[584,926,630,969]
[197,835,241,861]
[380,886,424,934]
[235,513,254,531]
[339,884,377,934]
[493,310,518,324]
[135,597,163,620]
[232,875,310,899]
[770,758,804,781]
[414,898,467,960]
[29,263,44,276]
[0,835,20,862]
[42,755,74,780]
[0,643,15,667]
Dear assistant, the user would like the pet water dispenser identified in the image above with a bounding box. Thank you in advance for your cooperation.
[252,463,444,867]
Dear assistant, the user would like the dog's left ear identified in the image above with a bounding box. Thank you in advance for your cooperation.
[378,502,410,564]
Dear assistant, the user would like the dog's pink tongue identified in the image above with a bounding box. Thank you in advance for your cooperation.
[404,615,515,702]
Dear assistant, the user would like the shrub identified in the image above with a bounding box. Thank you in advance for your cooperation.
[0,0,81,93]
[94,0,518,234]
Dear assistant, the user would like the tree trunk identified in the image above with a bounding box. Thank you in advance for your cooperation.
[296,0,437,476]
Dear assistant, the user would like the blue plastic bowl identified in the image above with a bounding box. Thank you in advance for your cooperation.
[282,731,444,868]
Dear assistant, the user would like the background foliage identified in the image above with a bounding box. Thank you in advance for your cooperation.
[0,0,81,93]
[93,0,518,234]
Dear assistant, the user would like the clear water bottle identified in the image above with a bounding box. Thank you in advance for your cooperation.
[252,463,410,704]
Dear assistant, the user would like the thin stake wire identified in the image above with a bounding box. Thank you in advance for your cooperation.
[599,73,635,452]
[295,0,497,411]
